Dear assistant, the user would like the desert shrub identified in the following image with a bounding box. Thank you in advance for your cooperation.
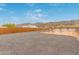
[3,23,16,28]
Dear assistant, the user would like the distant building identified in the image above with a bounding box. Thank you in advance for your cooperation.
[16,24,38,28]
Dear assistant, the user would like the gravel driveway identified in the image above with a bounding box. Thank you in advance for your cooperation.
[0,32,79,55]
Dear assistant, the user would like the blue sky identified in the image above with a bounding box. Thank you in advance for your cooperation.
[0,3,79,25]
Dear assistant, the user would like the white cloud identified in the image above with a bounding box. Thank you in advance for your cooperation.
[25,12,33,16]
[24,11,48,23]
[24,9,49,23]
[34,9,42,13]
[24,11,46,19]
[24,8,46,18]
[37,13,46,17]
[31,16,40,20]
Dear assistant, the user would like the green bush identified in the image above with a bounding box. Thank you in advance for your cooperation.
[3,23,16,28]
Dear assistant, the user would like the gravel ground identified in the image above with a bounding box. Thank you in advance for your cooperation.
[0,32,79,55]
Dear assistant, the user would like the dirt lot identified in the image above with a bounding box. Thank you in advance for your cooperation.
[0,28,43,34]
[0,32,79,55]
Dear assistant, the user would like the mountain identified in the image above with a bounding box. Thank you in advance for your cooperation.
[17,19,79,28]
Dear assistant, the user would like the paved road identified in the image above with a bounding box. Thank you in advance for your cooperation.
[0,32,79,55]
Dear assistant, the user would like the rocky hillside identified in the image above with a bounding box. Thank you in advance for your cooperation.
[17,19,79,28]
[34,20,79,28]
